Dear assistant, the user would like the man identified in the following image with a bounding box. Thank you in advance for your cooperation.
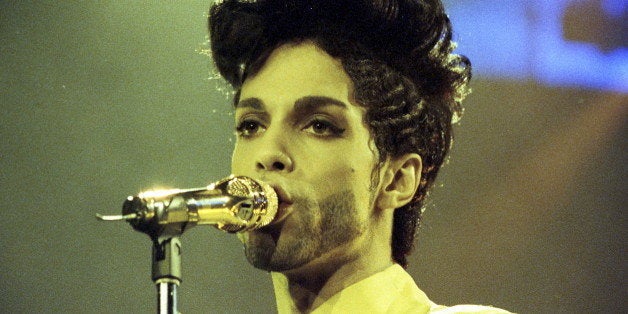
[208,0,511,312]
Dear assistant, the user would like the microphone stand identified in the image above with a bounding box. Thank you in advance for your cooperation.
[96,176,278,314]
[142,199,189,314]
[152,236,182,314]
[102,194,192,314]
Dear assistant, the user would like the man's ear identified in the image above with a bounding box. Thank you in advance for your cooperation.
[376,153,422,211]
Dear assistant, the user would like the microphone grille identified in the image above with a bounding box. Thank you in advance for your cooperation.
[226,176,278,230]
[257,180,278,227]
[225,176,254,198]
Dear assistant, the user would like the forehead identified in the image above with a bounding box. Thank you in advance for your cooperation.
[238,41,355,110]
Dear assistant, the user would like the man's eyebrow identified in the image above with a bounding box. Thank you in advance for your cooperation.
[235,98,265,110]
[293,96,348,114]
[235,96,347,113]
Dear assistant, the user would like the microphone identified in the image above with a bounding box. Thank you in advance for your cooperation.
[97,176,278,237]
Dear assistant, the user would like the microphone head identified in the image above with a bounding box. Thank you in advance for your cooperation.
[217,176,278,232]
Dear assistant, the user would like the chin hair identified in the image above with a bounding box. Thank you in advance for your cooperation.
[245,191,364,272]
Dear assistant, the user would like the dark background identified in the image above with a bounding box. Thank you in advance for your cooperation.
[1,1,625,313]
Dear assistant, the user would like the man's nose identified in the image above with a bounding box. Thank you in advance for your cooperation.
[255,131,294,173]
[256,153,292,172]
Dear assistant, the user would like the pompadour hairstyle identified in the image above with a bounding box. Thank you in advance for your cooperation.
[209,0,471,267]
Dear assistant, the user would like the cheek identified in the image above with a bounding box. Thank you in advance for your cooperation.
[308,152,373,194]
[231,142,248,173]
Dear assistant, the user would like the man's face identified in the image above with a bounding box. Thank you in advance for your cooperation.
[231,41,382,273]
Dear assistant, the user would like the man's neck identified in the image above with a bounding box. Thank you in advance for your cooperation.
[271,238,393,313]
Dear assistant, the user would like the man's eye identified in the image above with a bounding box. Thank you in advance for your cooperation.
[304,119,345,137]
[236,120,264,137]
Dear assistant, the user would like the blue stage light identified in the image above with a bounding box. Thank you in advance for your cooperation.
[444,0,627,93]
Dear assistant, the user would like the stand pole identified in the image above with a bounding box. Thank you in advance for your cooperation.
[157,280,178,314]
[152,236,182,314]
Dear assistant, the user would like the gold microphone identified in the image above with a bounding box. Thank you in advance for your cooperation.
[97,175,278,237]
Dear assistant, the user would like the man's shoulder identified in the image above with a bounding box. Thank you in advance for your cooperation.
[309,264,514,314]
[428,303,514,314]
[383,265,513,314]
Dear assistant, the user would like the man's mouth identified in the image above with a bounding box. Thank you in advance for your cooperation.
[259,183,293,243]
[269,184,293,223]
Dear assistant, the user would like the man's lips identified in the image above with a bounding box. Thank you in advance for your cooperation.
[268,184,293,224]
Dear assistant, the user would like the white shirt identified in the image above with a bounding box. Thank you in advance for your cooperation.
[278,264,513,314]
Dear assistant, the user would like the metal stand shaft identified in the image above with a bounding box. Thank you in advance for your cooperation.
[152,236,182,314]
[157,280,178,314]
